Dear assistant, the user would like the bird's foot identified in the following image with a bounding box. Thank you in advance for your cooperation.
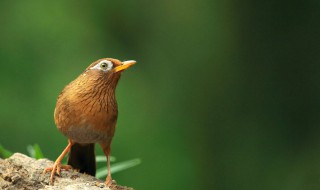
[42,162,72,185]
[105,175,113,187]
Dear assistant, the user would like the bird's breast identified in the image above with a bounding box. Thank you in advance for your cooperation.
[54,88,118,144]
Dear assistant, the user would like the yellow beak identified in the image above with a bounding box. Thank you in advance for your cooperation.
[114,60,136,73]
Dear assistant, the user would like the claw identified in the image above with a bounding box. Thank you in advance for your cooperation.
[105,180,112,187]
[105,175,112,187]
[57,165,61,175]
[42,140,73,185]
[43,163,72,185]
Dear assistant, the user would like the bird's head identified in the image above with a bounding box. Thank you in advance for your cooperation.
[86,58,136,74]
[79,58,136,89]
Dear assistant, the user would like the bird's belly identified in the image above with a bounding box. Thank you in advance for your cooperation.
[54,98,118,144]
[60,124,113,144]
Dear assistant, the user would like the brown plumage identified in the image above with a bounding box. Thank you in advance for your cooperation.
[43,58,136,186]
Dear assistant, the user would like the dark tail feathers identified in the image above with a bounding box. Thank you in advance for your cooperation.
[68,143,96,176]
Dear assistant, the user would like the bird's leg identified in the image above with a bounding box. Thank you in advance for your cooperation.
[43,139,73,185]
[101,143,112,187]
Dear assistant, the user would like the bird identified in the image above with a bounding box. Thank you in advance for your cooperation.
[42,58,136,187]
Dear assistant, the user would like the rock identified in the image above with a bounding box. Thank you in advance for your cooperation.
[0,153,133,190]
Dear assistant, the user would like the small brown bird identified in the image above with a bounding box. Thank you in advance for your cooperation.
[43,58,136,186]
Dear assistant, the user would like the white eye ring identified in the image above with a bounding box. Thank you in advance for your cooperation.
[90,60,113,71]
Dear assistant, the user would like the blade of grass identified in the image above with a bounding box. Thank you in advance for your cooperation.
[27,145,35,158]
[0,144,13,158]
[96,158,141,179]
[96,155,116,162]
[27,144,44,159]
[32,144,44,159]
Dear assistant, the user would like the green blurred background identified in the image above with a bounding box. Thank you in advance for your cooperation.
[1,1,320,189]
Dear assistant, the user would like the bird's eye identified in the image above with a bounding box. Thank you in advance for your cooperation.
[98,61,112,71]
[89,60,113,71]
[100,62,108,69]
